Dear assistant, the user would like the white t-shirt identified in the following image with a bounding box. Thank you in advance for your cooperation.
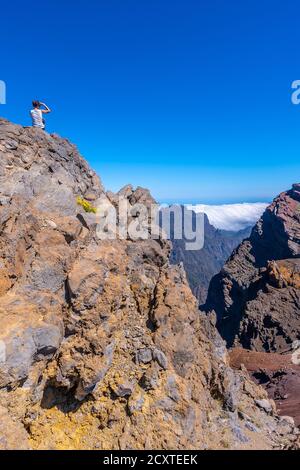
[30,108,44,128]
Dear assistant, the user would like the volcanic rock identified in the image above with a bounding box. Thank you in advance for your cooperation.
[205,186,300,352]
[230,348,300,427]
[0,118,298,450]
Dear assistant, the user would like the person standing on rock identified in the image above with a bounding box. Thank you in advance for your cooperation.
[30,100,51,130]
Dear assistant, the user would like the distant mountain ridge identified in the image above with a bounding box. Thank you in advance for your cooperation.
[169,210,251,304]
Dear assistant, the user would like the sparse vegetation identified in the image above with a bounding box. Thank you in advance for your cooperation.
[76,196,97,214]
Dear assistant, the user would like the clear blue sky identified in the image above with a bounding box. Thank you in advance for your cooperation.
[1,0,300,203]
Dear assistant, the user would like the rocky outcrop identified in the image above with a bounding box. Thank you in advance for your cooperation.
[230,348,300,427]
[0,118,298,450]
[170,211,251,304]
[205,185,300,352]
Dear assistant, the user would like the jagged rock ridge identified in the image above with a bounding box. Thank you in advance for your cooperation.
[205,184,300,352]
[0,118,298,450]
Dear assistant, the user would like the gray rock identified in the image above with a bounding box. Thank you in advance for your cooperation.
[28,260,66,293]
[5,139,18,150]
[0,332,36,386]
[166,375,180,402]
[222,367,241,412]
[34,185,77,216]
[152,348,168,370]
[154,397,175,412]
[183,406,196,436]
[114,382,135,398]
[136,348,153,364]
[245,421,259,433]
[32,325,62,357]
[231,425,249,443]
[0,324,62,387]
[255,399,273,414]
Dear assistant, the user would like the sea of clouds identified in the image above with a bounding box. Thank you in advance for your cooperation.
[187,202,268,232]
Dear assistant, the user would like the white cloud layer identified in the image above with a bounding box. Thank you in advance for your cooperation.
[188,202,268,231]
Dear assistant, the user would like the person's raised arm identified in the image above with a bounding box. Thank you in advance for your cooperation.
[40,102,51,114]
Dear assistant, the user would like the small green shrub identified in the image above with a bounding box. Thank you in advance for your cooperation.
[76,196,97,214]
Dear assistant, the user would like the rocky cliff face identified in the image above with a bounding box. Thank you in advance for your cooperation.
[170,212,251,305]
[205,185,300,352]
[0,118,298,450]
